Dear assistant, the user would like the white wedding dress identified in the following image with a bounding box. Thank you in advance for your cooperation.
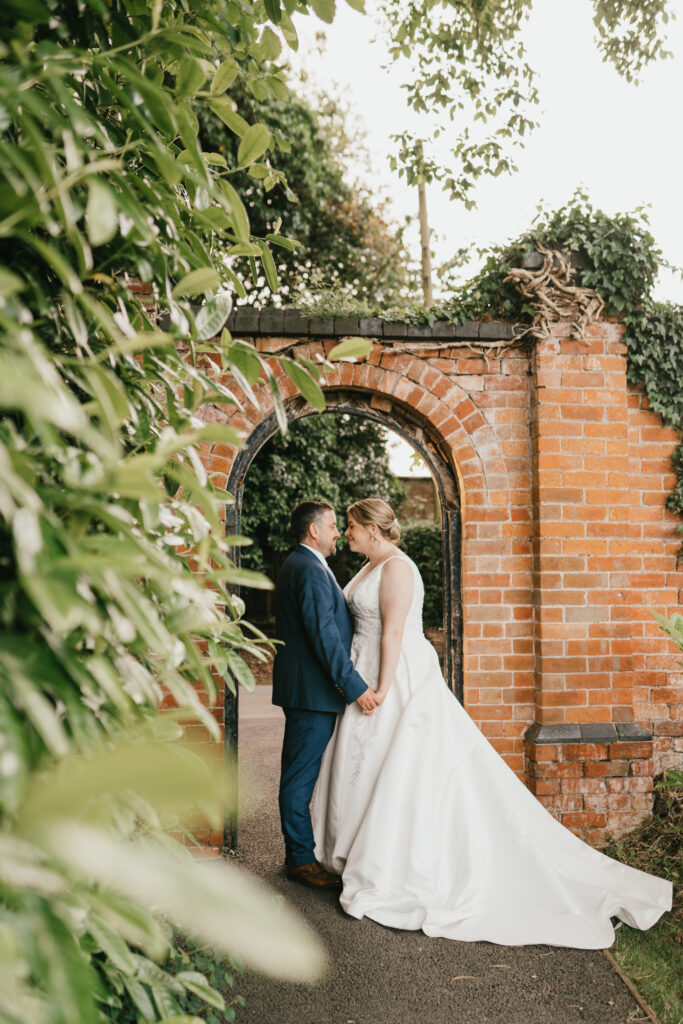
[312,555,672,948]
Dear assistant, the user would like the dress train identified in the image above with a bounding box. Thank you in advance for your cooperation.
[312,556,672,948]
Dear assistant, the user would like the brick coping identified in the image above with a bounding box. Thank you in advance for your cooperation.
[525,722,652,744]
[223,307,524,342]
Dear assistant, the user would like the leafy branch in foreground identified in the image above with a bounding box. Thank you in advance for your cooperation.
[0,0,370,1021]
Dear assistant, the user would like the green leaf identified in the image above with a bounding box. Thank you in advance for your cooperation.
[219,181,250,242]
[268,373,288,433]
[89,891,168,962]
[18,742,224,836]
[84,366,130,432]
[177,972,225,1010]
[172,268,221,298]
[224,340,262,386]
[195,293,233,340]
[197,207,231,230]
[237,124,272,168]
[265,233,302,252]
[218,566,274,590]
[227,652,255,691]
[122,977,156,1021]
[189,424,243,446]
[228,242,261,257]
[0,268,25,297]
[327,337,373,360]
[258,27,282,61]
[281,357,325,411]
[208,99,249,137]
[264,0,282,22]
[175,105,210,188]
[40,822,326,981]
[152,148,184,186]
[256,239,278,293]
[211,59,238,94]
[344,0,365,9]
[88,915,137,975]
[1,0,50,22]
[23,234,82,294]
[33,905,101,1024]
[176,57,206,98]
[309,0,336,22]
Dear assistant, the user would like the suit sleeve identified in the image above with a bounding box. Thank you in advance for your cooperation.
[295,566,368,704]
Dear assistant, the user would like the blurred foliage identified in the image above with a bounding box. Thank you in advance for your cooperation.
[240,414,406,616]
[169,939,245,1024]
[0,0,371,1019]
[651,610,683,657]
[196,85,415,306]
[400,522,443,627]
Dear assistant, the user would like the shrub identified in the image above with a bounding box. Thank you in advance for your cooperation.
[401,522,444,627]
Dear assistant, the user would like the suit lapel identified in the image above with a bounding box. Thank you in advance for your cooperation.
[297,545,346,603]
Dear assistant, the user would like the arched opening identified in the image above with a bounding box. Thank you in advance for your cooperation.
[224,389,463,848]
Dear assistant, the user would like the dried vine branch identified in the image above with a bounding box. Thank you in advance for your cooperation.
[504,247,605,341]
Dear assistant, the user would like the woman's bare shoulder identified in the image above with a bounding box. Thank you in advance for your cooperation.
[380,556,414,585]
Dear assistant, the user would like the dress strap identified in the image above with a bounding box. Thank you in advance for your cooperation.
[379,554,411,569]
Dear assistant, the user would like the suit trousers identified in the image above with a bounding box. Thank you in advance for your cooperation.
[279,708,337,866]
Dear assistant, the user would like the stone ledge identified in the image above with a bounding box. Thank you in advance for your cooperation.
[157,304,527,342]
[525,722,652,745]
[219,307,525,342]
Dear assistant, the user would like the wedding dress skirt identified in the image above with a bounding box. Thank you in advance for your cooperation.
[312,556,672,948]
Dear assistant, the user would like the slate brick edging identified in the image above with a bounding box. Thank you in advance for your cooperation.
[226,307,522,342]
[526,722,652,744]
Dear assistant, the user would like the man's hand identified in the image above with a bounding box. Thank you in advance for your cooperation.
[356,688,379,715]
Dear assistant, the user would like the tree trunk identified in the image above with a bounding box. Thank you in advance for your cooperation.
[418,177,433,307]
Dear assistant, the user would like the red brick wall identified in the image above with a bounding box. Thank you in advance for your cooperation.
[399,476,436,521]
[192,320,681,847]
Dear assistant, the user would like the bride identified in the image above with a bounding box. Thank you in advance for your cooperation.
[311,498,672,948]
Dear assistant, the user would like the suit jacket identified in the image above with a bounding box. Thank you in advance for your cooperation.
[272,544,367,712]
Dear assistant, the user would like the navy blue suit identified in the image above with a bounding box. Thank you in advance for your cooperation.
[273,544,367,866]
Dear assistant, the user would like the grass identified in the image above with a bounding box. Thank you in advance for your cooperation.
[605,769,683,1024]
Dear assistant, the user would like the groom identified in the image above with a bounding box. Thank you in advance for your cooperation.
[273,500,378,888]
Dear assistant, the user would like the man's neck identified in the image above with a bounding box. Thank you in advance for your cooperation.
[300,541,327,562]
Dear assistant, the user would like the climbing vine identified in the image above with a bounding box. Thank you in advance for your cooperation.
[299,192,683,522]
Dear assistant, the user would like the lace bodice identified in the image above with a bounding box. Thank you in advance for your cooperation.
[344,554,424,641]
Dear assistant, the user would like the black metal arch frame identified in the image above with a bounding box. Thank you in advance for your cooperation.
[222,388,463,850]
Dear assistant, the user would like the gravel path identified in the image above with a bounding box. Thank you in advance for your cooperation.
[234,685,644,1024]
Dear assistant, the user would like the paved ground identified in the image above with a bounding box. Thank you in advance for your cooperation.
[234,685,647,1024]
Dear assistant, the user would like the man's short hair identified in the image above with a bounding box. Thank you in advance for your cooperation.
[291,500,334,543]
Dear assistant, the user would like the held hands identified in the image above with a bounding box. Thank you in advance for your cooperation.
[356,688,380,716]
[356,687,390,715]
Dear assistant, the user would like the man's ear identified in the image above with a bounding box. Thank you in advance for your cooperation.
[308,521,319,542]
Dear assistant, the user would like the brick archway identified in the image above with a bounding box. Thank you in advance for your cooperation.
[226,387,464,698]
[193,319,682,851]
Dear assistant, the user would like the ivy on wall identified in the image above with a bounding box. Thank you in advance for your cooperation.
[299,192,683,525]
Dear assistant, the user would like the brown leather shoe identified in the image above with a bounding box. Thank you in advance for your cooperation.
[286,862,342,889]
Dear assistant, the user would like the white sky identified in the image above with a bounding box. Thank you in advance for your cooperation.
[386,431,429,477]
[289,0,683,303]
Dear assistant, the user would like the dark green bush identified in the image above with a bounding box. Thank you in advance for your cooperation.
[401,522,444,627]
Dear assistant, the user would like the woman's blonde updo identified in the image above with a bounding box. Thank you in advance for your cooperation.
[347,498,401,543]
